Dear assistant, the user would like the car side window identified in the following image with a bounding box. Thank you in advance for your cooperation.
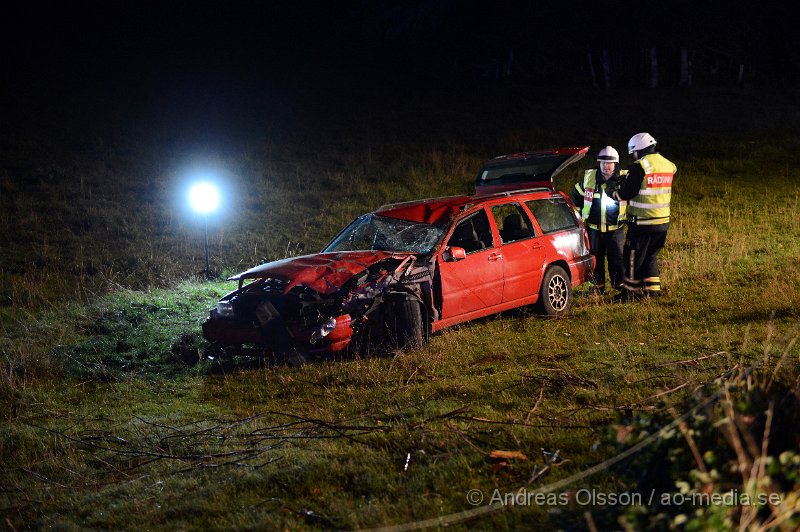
[490,203,535,244]
[447,209,494,254]
[525,197,579,234]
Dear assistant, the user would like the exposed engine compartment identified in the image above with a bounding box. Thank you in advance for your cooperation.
[202,254,435,359]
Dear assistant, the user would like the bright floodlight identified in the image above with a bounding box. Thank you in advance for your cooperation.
[189,182,220,215]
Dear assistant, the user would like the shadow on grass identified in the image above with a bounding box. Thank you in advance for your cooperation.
[725,305,799,325]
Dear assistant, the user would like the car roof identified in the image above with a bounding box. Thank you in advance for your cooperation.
[376,187,560,224]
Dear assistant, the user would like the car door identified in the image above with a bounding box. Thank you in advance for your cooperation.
[489,202,546,302]
[524,196,593,282]
[438,208,503,319]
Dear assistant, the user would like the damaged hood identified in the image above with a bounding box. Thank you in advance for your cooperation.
[228,251,414,295]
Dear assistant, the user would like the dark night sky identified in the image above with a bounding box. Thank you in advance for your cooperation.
[3,0,799,136]
[6,1,800,86]
[4,3,347,98]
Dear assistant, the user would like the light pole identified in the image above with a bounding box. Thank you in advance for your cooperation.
[188,182,220,279]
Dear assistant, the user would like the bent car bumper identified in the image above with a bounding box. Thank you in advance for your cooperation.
[202,311,354,354]
[569,255,595,287]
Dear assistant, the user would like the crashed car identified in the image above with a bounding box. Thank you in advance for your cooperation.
[202,184,594,360]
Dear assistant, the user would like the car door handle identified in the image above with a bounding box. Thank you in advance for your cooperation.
[530,242,543,250]
[488,252,503,261]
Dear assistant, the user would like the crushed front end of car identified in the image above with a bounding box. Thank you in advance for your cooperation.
[202,251,435,360]
[203,212,445,361]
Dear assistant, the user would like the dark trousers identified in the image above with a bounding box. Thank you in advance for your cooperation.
[588,228,625,291]
[623,227,668,294]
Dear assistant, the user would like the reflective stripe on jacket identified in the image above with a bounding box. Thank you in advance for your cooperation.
[627,153,676,225]
[574,168,627,232]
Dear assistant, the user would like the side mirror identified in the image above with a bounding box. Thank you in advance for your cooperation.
[444,246,467,262]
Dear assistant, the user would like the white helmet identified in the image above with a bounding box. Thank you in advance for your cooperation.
[597,146,619,163]
[628,132,656,154]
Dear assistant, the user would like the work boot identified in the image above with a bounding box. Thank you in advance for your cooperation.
[613,290,640,303]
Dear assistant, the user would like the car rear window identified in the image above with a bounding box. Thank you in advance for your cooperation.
[477,155,566,185]
[525,197,579,234]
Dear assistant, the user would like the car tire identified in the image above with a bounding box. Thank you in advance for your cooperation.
[390,299,425,350]
[538,265,572,317]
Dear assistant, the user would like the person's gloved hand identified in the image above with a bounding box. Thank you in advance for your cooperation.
[605,178,619,196]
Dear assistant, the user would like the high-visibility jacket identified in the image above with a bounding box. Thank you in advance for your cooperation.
[573,168,627,232]
[627,153,676,226]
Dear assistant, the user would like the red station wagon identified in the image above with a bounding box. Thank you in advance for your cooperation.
[203,164,594,361]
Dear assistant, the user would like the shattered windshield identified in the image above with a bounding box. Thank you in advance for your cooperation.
[323,214,444,254]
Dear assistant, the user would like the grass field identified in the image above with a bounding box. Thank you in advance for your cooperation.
[2,84,799,529]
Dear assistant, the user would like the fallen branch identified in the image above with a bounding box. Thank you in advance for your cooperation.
[409,405,471,429]
[525,388,545,424]
[655,351,728,367]
[520,368,598,389]
[453,416,592,430]
[525,449,569,487]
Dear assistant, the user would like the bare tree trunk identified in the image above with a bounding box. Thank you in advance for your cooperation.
[738,63,745,83]
[601,48,612,89]
[648,47,659,88]
[586,45,598,88]
[679,47,692,87]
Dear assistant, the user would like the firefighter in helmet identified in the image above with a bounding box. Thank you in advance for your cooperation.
[572,146,627,295]
[608,132,677,299]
